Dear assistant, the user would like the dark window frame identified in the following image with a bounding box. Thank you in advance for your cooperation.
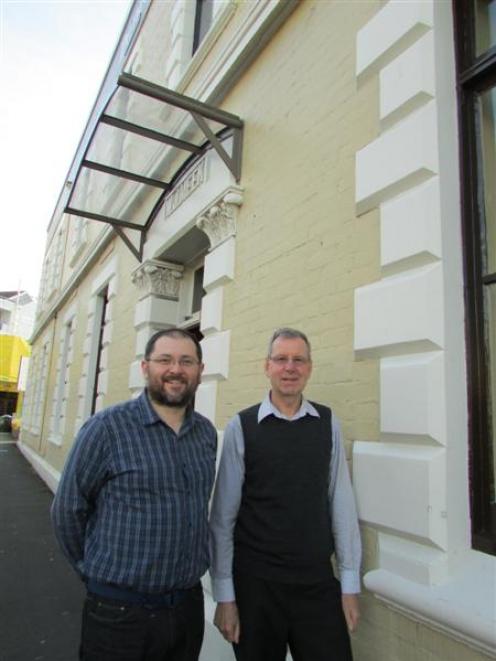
[91,286,109,416]
[192,0,214,54]
[453,0,496,555]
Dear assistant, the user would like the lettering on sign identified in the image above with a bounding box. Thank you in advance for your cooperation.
[164,159,206,216]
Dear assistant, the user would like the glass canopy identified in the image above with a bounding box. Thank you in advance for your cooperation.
[64,73,243,260]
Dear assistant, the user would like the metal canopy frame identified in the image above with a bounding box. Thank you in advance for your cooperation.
[64,72,243,262]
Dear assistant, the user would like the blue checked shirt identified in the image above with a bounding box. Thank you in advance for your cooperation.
[51,390,217,593]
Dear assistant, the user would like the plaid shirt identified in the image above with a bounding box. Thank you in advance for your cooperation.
[51,390,217,593]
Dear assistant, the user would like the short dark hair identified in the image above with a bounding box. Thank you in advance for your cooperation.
[267,327,311,359]
[144,328,203,362]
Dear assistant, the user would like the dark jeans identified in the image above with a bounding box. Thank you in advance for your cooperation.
[233,573,353,661]
[80,584,204,661]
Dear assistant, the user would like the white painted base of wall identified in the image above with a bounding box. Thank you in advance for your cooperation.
[17,441,60,494]
[365,559,496,656]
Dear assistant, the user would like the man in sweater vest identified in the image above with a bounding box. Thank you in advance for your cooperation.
[209,328,361,661]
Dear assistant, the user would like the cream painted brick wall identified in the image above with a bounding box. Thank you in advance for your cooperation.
[39,240,141,473]
[217,0,381,440]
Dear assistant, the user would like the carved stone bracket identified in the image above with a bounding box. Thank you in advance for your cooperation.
[131,259,184,300]
[196,188,244,251]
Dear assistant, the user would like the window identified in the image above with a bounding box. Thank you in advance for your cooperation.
[192,0,215,54]
[50,317,75,444]
[91,287,109,415]
[24,341,50,434]
[192,266,205,314]
[454,0,496,554]
[178,258,206,327]
[40,225,65,307]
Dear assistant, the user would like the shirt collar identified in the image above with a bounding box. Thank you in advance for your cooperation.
[258,392,320,423]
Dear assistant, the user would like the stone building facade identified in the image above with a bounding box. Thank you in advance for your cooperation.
[20,2,496,659]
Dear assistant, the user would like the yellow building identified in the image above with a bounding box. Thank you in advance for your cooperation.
[0,334,31,417]
[20,2,496,659]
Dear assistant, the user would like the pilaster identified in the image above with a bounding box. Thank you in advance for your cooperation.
[194,187,243,421]
[129,260,185,394]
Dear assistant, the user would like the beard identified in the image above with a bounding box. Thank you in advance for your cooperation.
[147,374,199,408]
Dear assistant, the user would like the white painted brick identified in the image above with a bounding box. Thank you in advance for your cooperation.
[201,330,230,380]
[97,369,109,396]
[356,0,433,78]
[354,263,444,356]
[353,441,447,548]
[128,360,145,390]
[356,101,439,214]
[381,352,446,444]
[102,321,113,346]
[380,31,435,125]
[381,177,442,268]
[204,237,235,291]
[194,381,218,422]
[134,297,179,328]
[201,287,224,335]
[377,532,450,586]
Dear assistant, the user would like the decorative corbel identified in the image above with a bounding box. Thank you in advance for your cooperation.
[196,188,243,251]
[131,259,184,300]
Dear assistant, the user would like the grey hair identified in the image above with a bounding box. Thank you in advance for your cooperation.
[267,328,311,359]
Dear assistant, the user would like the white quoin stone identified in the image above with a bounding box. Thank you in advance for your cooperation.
[354,262,444,357]
[356,101,439,215]
[380,177,442,270]
[380,352,446,445]
[353,441,447,548]
[356,0,433,78]
[380,31,435,126]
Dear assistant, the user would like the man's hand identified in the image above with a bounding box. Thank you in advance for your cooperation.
[214,601,240,644]
[341,593,360,633]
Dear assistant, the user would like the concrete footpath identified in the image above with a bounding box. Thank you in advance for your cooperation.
[0,437,84,661]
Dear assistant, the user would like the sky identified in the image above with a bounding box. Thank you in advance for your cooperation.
[0,0,132,298]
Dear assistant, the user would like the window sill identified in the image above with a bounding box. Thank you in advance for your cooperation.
[364,551,496,656]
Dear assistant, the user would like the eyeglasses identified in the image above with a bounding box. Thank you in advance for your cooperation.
[269,356,310,367]
[146,356,199,369]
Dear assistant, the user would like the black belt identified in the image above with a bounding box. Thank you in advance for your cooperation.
[87,579,199,608]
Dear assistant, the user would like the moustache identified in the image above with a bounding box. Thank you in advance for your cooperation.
[162,376,188,384]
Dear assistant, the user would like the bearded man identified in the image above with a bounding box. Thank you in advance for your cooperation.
[51,328,217,661]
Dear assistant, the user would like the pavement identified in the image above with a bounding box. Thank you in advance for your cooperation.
[0,436,85,661]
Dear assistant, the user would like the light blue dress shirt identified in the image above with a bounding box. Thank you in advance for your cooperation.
[209,394,362,602]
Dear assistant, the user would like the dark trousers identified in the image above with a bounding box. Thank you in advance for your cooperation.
[79,584,204,661]
[233,572,353,661]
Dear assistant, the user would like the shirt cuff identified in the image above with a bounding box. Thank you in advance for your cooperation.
[211,577,236,602]
[339,569,361,594]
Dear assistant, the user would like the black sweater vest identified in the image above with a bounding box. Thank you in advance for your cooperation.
[234,403,334,583]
